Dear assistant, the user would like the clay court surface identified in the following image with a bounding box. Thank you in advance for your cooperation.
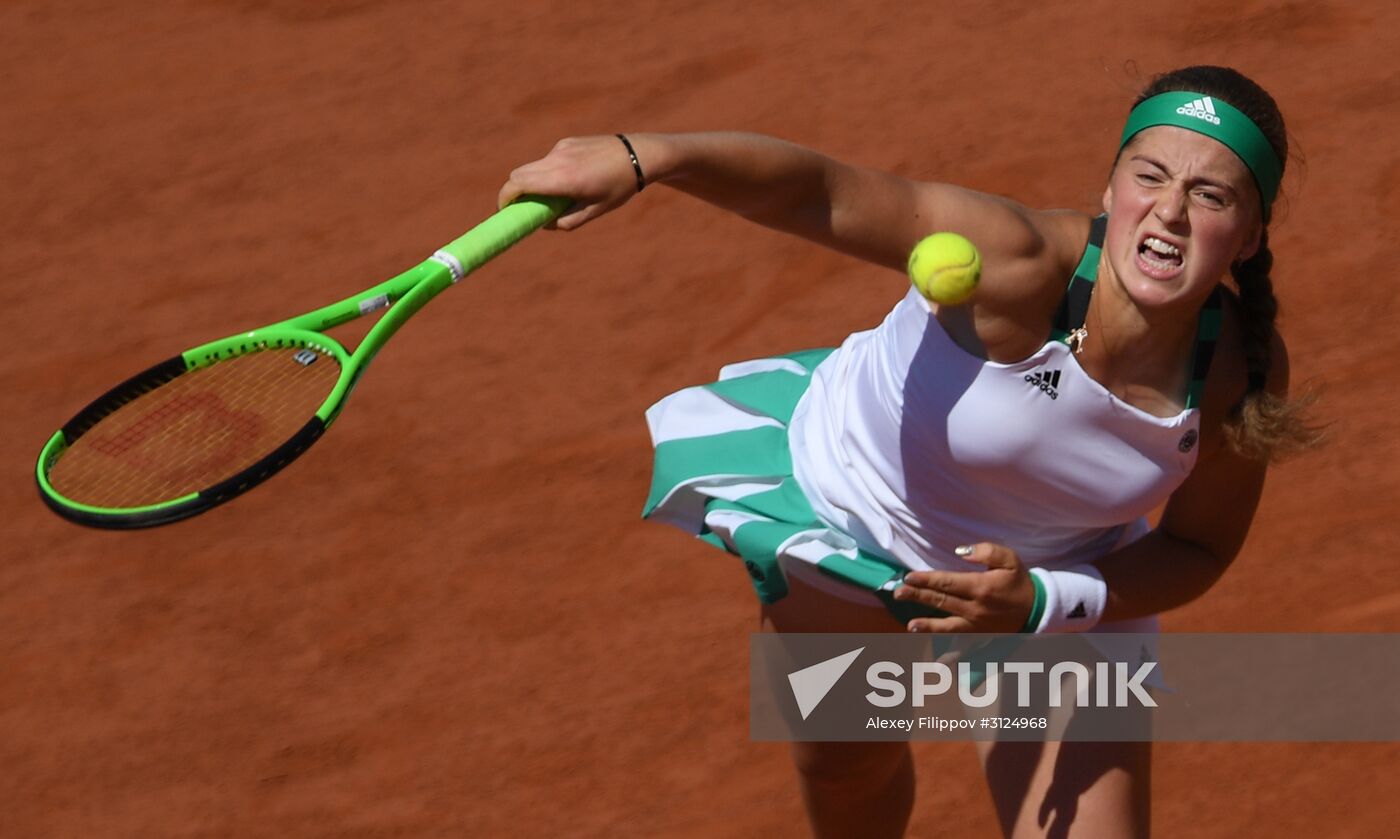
[3,1,1398,836]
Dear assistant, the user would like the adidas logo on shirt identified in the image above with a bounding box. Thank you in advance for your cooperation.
[1024,369,1061,400]
[1175,96,1222,126]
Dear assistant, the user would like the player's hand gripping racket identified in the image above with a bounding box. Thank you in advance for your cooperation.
[35,195,570,529]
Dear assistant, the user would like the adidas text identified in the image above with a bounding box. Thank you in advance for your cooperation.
[1176,96,1221,125]
[1025,370,1061,400]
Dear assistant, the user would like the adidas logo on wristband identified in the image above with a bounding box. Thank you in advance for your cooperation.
[1028,566,1107,633]
[1175,96,1222,126]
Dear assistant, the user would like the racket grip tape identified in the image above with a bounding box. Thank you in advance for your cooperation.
[438,195,571,276]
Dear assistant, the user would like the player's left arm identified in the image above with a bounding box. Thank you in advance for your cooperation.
[1095,440,1268,621]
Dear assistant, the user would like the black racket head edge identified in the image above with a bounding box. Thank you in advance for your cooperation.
[38,347,339,530]
[38,415,328,530]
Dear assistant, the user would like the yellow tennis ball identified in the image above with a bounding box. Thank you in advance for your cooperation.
[907,232,981,306]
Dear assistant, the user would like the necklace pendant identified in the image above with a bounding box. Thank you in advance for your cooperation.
[1066,327,1088,355]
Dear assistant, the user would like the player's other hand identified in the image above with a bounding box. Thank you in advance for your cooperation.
[893,543,1036,633]
[499,135,648,231]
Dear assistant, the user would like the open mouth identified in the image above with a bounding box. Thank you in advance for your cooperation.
[1136,235,1184,278]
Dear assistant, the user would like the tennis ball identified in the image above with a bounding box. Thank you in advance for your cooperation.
[907,232,981,306]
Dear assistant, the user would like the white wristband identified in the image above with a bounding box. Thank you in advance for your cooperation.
[1027,565,1108,633]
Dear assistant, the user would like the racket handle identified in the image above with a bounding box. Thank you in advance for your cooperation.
[437,195,572,276]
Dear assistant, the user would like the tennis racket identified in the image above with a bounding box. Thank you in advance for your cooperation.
[35,194,570,529]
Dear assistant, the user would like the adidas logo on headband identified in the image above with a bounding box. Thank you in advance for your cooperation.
[1176,96,1222,126]
[1120,90,1282,213]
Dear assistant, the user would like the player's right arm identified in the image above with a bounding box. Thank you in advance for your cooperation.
[498,132,1081,282]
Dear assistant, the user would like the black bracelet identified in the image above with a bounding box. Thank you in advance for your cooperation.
[616,133,646,193]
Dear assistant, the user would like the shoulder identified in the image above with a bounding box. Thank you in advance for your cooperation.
[968,207,1091,304]
[902,182,1089,273]
[829,174,1089,281]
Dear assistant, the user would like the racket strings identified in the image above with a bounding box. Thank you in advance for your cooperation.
[48,347,341,508]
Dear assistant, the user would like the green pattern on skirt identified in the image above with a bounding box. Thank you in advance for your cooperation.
[643,349,948,623]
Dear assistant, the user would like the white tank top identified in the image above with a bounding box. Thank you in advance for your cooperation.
[788,285,1203,574]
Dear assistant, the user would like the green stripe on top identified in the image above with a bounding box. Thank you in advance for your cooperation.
[1072,242,1102,285]
[1051,215,1107,342]
[1196,298,1224,340]
[1184,289,1224,410]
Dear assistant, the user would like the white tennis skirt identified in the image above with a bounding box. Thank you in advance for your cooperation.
[642,348,950,624]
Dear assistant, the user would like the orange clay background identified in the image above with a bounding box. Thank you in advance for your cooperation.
[2,2,1398,836]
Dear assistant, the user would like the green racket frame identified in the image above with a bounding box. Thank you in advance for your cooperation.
[36,195,569,529]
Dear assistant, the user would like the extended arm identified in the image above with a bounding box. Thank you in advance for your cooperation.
[498,132,1062,276]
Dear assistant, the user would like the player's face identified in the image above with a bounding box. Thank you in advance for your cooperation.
[1101,126,1264,310]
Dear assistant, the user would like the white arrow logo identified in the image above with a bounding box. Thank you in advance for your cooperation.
[787,647,864,720]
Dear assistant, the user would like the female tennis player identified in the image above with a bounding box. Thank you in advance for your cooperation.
[499,65,1319,838]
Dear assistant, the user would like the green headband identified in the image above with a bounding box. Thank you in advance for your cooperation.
[1119,91,1283,216]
